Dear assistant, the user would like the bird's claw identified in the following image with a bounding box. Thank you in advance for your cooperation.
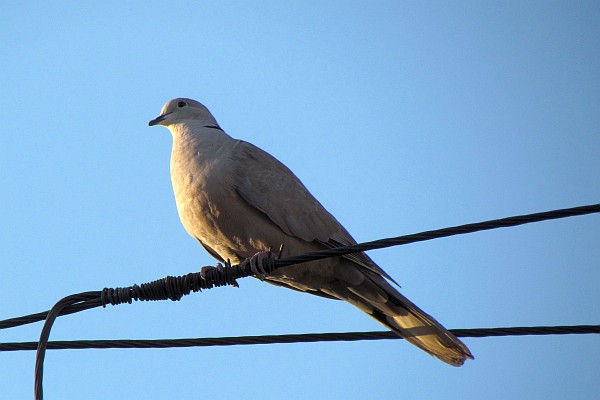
[241,250,273,281]
[200,261,239,287]
[200,263,224,281]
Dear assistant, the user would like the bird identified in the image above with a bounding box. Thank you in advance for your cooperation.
[149,98,473,366]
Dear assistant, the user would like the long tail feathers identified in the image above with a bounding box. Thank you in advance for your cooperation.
[270,260,473,366]
[336,268,474,366]
[373,298,473,366]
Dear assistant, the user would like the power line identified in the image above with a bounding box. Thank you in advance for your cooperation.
[1,325,599,352]
[0,203,598,400]
[2,203,599,331]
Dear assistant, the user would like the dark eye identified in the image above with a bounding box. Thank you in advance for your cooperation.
[177,101,187,108]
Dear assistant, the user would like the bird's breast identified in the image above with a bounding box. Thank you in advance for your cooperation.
[169,138,247,261]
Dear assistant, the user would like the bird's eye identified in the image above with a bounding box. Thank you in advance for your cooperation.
[177,101,187,108]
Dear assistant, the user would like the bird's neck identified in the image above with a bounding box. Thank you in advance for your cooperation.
[169,122,234,177]
[170,121,231,151]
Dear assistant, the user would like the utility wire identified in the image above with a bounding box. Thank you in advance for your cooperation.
[2,203,599,331]
[0,203,598,400]
[1,325,599,352]
[272,203,600,267]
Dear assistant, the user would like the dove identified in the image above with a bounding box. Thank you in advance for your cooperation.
[149,98,473,366]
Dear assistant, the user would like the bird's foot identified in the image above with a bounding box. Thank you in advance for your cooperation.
[240,250,274,281]
[200,264,223,280]
[200,261,239,287]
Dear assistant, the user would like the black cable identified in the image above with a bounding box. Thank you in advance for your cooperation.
[33,292,101,400]
[0,203,597,400]
[1,325,599,352]
[2,203,599,330]
[0,298,102,330]
[273,203,600,267]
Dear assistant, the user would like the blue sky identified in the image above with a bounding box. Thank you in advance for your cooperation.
[1,1,599,399]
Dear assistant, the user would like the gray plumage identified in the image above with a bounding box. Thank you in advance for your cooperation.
[149,98,473,366]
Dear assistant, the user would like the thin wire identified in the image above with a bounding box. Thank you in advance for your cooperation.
[2,203,599,330]
[33,292,101,400]
[273,203,600,267]
[1,325,599,352]
[0,203,597,400]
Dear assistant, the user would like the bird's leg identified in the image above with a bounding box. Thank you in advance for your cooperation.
[240,250,274,281]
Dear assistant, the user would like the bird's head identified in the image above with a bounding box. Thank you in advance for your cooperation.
[149,98,218,127]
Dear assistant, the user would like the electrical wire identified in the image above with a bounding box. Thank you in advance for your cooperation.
[1,325,599,352]
[0,203,598,400]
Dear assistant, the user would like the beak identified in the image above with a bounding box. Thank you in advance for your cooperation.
[148,113,170,126]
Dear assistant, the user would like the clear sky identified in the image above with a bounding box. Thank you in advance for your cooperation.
[1,1,599,399]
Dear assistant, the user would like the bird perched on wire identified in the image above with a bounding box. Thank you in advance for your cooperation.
[149,98,473,366]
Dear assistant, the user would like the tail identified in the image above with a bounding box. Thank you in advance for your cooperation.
[369,289,473,366]
[268,258,473,366]
[334,266,474,366]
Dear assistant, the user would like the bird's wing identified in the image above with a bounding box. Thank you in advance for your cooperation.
[232,140,337,242]
[231,140,398,284]
[197,238,225,263]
